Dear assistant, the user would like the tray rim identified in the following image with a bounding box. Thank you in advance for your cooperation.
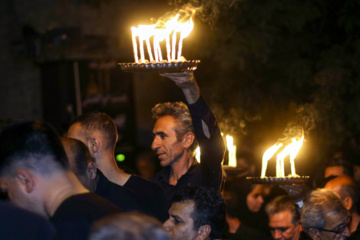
[246,176,310,184]
[118,60,200,72]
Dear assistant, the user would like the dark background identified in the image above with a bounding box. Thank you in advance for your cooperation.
[1,0,360,177]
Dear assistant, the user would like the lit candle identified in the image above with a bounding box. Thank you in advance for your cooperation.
[139,35,145,62]
[146,38,154,62]
[166,36,171,61]
[289,136,304,176]
[171,31,177,61]
[131,27,139,63]
[226,135,237,168]
[261,143,283,178]
[195,146,201,163]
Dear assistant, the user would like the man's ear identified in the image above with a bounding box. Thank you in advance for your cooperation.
[182,132,195,149]
[16,169,35,193]
[87,162,97,180]
[195,225,211,240]
[308,228,320,240]
[89,137,100,153]
[343,196,353,211]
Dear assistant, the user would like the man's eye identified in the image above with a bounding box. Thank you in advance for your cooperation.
[174,219,182,224]
[279,227,289,232]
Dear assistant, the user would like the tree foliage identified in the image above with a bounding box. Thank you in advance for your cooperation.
[168,0,360,168]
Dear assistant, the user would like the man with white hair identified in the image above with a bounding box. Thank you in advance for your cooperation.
[301,188,351,240]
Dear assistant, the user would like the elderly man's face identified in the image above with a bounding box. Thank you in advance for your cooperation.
[315,212,350,240]
[163,200,200,240]
[151,116,185,167]
[268,210,300,240]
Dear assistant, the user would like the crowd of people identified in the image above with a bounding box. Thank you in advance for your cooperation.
[0,71,359,240]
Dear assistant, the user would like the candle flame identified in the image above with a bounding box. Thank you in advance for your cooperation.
[261,131,304,178]
[261,143,283,178]
[131,9,196,63]
[196,134,236,168]
[226,135,237,168]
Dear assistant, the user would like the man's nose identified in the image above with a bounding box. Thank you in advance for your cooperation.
[162,219,172,232]
[258,196,264,204]
[151,137,160,151]
[272,230,283,240]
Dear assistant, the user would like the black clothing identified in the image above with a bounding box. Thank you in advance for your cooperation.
[225,223,272,240]
[348,220,360,240]
[0,201,56,240]
[95,170,144,212]
[50,193,121,240]
[153,96,225,204]
[299,231,312,240]
[124,174,168,222]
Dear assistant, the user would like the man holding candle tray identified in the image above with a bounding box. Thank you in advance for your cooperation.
[151,70,225,205]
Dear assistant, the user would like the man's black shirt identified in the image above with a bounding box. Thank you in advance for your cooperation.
[95,170,144,213]
[50,192,121,240]
[124,174,168,222]
[0,201,56,240]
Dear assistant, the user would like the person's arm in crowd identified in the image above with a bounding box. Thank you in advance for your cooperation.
[160,71,225,173]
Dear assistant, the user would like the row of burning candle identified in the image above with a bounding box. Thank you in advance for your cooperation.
[196,135,237,167]
[196,134,304,178]
[131,12,195,63]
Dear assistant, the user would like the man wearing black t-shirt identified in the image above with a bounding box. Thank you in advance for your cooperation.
[68,113,168,222]
[61,137,144,213]
[0,121,121,240]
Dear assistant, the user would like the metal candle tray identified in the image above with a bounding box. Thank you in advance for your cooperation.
[118,60,200,72]
[246,176,310,185]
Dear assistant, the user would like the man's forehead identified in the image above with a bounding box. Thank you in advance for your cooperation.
[325,211,347,226]
[269,210,293,224]
[170,200,195,215]
[153,116,178,133]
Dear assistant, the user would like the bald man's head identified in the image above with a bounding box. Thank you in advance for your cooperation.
[325,175,358,213]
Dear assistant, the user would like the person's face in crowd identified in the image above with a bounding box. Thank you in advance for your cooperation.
[67,123,86,143]
[268,210,300,240]
[246,184,264,212]
[163,200,200,240]
[152,116,186,167]
[312,212,350,240]
[324,166,345,178]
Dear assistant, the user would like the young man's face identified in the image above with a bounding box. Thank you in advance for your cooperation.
[151,116,185,167]
[268,210,300,240]
[163,200,200,240]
